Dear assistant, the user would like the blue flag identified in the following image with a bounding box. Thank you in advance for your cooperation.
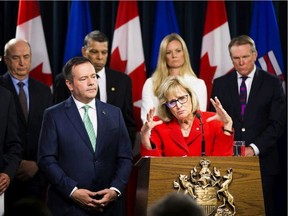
[149,0,179,76]
[250,0,286,90]
[63,1,92,65]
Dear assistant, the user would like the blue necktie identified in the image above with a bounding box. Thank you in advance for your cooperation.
[239,77,248,118]
[83,105,96,151]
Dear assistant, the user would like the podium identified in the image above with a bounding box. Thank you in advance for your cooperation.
[134,156,264,216]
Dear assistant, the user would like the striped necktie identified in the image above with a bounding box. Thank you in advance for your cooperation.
[83,105,96,151]
[239,76,248,118]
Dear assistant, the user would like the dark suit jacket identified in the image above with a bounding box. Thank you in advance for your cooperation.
[0,73,52,210]
[0,73,53,161]
[38,97,133,216]
[53,67,136,146]
[141,111,234,157]
[210,68,286,175]
[0,86,22,180]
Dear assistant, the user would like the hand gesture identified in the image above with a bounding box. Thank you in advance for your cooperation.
[140,108,163,150]
[71,188,103,213]
[93,188,118,207]
[141,108,163,133]
[207,97,233,130]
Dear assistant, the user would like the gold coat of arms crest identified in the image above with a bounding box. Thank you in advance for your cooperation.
[173,158,236,216]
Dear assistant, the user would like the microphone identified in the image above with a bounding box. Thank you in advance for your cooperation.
[196,112,206,156]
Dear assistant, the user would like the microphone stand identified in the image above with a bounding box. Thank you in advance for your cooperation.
[196,112,205,156]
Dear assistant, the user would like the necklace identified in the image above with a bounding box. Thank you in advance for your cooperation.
[180,118,194,137]
[181,127,191,137]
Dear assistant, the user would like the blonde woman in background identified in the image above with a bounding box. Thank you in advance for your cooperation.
[141,33,207,123]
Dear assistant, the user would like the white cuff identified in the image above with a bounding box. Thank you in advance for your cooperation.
[110,187,121,197]
[249,143,260,156]
[70,186,78,197]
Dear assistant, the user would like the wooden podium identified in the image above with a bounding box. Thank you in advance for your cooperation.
[134,156,264,216]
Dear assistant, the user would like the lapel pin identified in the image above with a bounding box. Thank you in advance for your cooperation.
[111,87,116,91]
[102,110,106,115]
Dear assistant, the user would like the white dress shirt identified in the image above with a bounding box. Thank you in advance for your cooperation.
[96,68,107,102]
[236,65,259,155]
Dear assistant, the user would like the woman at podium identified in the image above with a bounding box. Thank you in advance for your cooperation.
[140,76,233,157]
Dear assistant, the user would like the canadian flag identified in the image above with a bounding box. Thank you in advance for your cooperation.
[16,0,53,87]
[199,0,233,102]
[110,0,146,130]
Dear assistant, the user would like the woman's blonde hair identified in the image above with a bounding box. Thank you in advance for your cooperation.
[152,33,197,97]
[157,76,199,122]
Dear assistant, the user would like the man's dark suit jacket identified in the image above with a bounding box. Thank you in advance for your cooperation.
[0,85,22,180]
[210,68,286,176]
[210,68,286,216]
[38,97,133,216]
[0,73,53,161]
[53,67,136,146]
[0,72,53,206]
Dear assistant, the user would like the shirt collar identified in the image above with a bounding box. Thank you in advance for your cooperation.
[10,74,29,87]
[236,65,256,79]
[72,96,96,111]
[96,67,105,79]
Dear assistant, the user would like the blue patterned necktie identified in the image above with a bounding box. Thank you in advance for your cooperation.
[83,105,96,151]
[239,77,248,118]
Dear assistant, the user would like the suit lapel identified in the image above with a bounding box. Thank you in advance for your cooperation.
[186,116,202,145]
[27,79,36,122]
[105,69,117,104]
[95,100,109,154]
[65,99,110,154]
[230,72,243,121]
[2,73,27,124]
[168,119,191,153]
[245,69,262,116]
[65,98,94,151]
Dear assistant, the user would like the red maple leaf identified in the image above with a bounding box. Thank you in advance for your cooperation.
[29,63,53,87]
[110,47,128,73]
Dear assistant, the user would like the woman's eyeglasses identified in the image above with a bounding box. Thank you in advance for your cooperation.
[164,95,189,108]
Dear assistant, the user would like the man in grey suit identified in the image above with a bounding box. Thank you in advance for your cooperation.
[210,35,286,216]
[53,30,136,147]
[0,38,52,212]
[38,57,133,215]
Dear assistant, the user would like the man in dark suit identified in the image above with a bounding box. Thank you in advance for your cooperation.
[0,38,53,212]
[210,35,286,216]
[53,30,136,147]
[0,86,22,213]
[38,57,133,215]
